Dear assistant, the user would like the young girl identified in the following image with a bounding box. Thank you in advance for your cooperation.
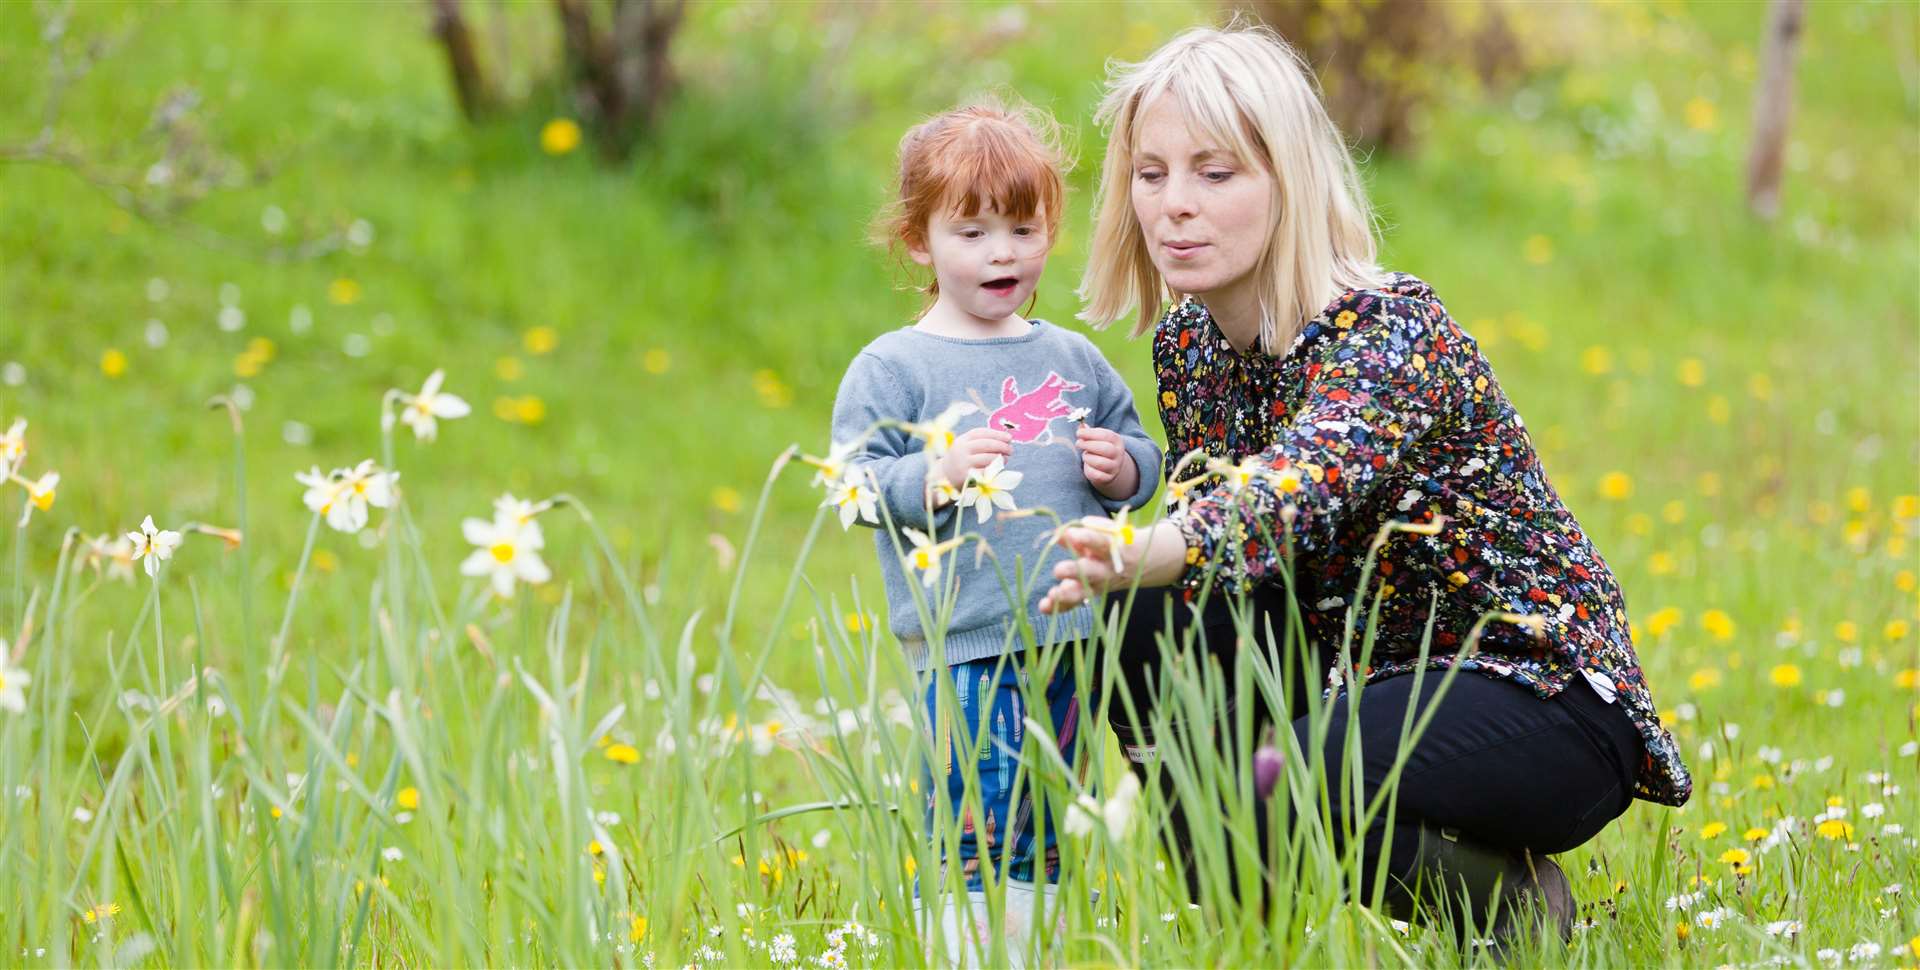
[827,98,1161,933]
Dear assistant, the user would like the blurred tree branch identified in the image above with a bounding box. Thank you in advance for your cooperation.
[0,1,346,261]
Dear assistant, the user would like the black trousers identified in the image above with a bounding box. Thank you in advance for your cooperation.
[1099,586,1641,904]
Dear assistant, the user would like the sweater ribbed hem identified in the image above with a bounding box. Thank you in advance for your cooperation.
[899,607,1095,670]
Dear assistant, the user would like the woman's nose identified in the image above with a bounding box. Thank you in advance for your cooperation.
[1161,171,1198,219]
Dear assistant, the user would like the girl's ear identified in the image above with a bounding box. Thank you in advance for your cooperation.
[906,242,933,268]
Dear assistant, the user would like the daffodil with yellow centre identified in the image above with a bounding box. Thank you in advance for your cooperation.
[899,527,965,589]
[461,509,551,599]
[826,471,879,531]
[389,369,471,442]
[901,402,978,461]
[959,456,1023,524]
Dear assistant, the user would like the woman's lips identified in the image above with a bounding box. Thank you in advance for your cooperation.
[1162,242,1209,261]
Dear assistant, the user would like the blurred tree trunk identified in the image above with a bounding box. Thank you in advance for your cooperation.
[554,0,684,160]
[1239,0,1527,154]
[1746,0,1806,220]
[427,0,684,161]
[430,0,491,120]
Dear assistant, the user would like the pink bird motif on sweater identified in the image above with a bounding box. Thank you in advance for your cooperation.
[988,372,1084,443]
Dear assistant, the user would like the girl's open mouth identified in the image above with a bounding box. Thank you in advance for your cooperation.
[982,278,1019,295]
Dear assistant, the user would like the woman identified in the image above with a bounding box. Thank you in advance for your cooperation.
[1038,24,1691,941]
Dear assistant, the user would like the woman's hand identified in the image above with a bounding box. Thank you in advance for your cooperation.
[1038,519,1191,613]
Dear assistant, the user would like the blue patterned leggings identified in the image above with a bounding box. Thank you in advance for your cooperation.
[922,655,1081,890]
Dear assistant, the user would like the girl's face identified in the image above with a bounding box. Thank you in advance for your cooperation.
[1129,95,1274,320]
[909,204,1050,325]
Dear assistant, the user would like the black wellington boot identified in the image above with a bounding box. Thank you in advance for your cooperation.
[1380,824,1575,953]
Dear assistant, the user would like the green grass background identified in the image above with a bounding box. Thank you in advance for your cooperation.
[1,0,1916,965]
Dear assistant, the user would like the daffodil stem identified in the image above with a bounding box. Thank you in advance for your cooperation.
[149,568,167,690]
[273,513,324,668]
[9,516,21,631]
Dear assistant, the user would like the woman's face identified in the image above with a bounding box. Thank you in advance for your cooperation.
[1128,95,1273,315]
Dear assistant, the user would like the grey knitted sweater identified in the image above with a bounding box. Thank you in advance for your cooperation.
[828,321,1162,669]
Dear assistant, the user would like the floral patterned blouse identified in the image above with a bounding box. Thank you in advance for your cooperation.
[1158,273,1690,807]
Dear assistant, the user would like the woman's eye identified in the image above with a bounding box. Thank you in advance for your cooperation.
[1135,169,1164,184]
[1203,170,1234,183]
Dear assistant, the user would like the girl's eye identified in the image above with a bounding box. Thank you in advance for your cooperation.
[1014,226,1035,236]
[960,229,984,239]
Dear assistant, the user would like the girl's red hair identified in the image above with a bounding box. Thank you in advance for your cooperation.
[876,97,1071,302]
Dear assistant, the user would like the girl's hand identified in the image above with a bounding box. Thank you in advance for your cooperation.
[1038,519,1190,613]
[1075,425,1139,499]
[938,428,1014,489]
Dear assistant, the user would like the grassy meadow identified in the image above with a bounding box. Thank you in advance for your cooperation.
[0,0,1916,966]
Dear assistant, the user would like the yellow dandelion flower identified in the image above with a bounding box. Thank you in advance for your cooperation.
[541,118,582,156]
[1898,570,1917,593]
[1886,620,1910,641]
[1523,234,1553,265]
[1579,345,1613,375]
[1743,827,1767,841]
[1834,620,1858,642]
[630,915,648,942]
[1717,848,1749,865]
[396,786,420,811]
[1751,774,1774,790]
[514,395,546,425]
[1894,669,1918,690]
[588,840,604,856]
[1683,97,1717,131]
[328,278,361,305]
[1699,821,1727,839]
[495,356,524,381]
[1815,819,1853,840]
[711,487,741,514]
[523,326,558,355]
[1846,487,1872,514]
[1700,610,1735,641]
[1598,471,1633,501]
[642,349,671,375]
[604,743,640,764]
[1768,664,1802,688]
[1647,607,1684,638]
[1893,495,1920,519]
[100,348,128,378]
[1688,668,1722,691]
[1677,358,1706,387]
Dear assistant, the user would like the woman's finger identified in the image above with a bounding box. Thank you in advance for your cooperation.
[1039,578,1085,614]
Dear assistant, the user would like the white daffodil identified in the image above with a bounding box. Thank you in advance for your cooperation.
[393,369,471,442]
[1078,506,1138,573]
[11,470,57,526]
[899,527,965,589]
[825,470,879,531]
[903,402,978,460]
[459,512,551,599]
[99,533,134,580]
[959,457,1022,524]
[800,439,861,490]
[1162,473,1209,514]
[93,534,135,583]
[0,654,26,714]
[1064,772,1141,839]
[127,515,183,577]
[0,417,25,476]
[297,460,398,534]
[1207,455,1302,496]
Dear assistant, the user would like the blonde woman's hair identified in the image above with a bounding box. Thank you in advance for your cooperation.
[1078,23,1387,354]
